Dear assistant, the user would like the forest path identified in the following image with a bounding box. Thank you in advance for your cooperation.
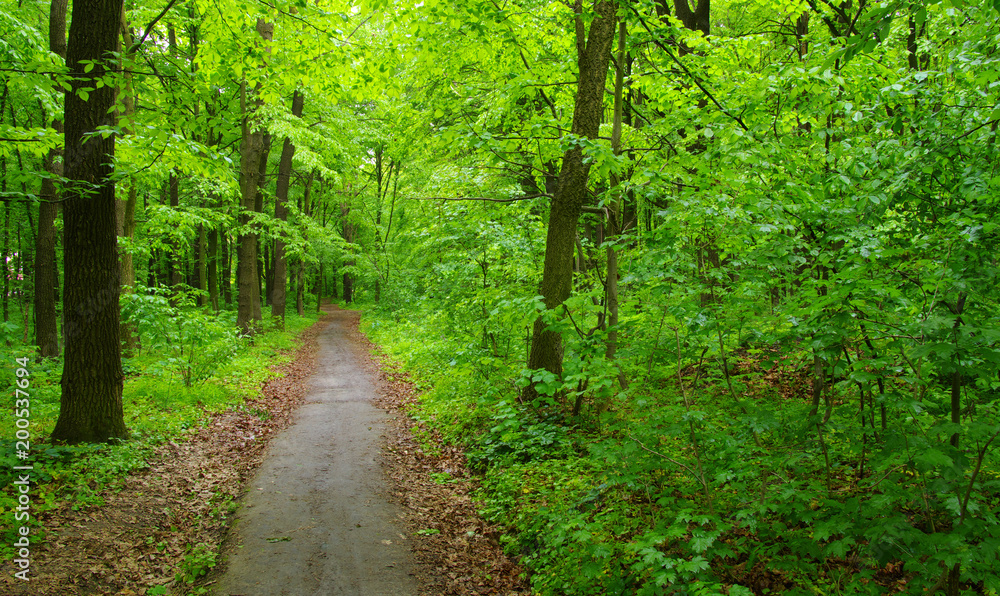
[212,307,419,596]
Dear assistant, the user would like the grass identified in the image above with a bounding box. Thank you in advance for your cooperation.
[0,307,320,560]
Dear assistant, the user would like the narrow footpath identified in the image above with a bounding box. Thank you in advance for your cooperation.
[213,308,419,596]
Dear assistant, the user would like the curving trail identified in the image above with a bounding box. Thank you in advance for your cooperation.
[213,308,419,596]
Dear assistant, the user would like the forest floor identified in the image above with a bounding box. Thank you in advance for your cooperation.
[1,307,529,595]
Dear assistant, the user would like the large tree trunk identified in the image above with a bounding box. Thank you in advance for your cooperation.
[521,0,617,404]
[51,0,127,444]
[235,19,272,335]
[271,90,304,326]
[34,0,67,358]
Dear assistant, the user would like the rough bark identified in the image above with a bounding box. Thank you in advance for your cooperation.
[235,19,272,335]
[271,89,304,326]
[522,0,617,403]
[51,0,128,443]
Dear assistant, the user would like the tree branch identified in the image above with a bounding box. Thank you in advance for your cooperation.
[128,0,181,56]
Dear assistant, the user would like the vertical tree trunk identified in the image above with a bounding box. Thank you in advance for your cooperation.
[207,225,219,311]
[271,90,304,326]
[34,0,67,358]
[167,172,183,303]
[222,230,232,306]
[117,12,139,354]
[606,19,629,393]
[296,260,305,316]
[197,224,207,306]
[51,0,127,443]
[522,0,617,403]
[256,132,271,313]
[315,261,323,312]
[341,195,354,304]
[235,19,272,335]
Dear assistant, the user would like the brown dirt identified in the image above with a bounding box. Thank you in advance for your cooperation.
[1,307,532,595]
[1,312,329,596]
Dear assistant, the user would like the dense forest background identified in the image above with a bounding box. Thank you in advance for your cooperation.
[2,0,999,593]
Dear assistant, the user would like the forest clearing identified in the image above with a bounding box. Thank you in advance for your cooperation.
[2,0,999,594]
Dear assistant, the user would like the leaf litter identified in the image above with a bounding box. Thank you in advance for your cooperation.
[2,309,531,595]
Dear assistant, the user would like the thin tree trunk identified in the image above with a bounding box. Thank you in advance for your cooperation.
[296,260,305,316]
[256,132,271,313]
[341,193,354,304]
[197,224,207,306]
[271,90,304,326]
[222,230,232,306]
[605,19,629,394]
[207,225,219,311]
[34,0,67,358]
[522,0,617,404]
[316,261,323,312]
[117,11,139,354]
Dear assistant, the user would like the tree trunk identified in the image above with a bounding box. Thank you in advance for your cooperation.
[316,261,323,312]
[522,0,617,404]
[222,230,232,305]
[271,90,304,326]
[255,132,271,313]
[235,19,272,335]
[51,0,127,444]
[296,259,305,316]
[34,0,67,359]
[207,225,219,311]
[606,19,629,393]
[341,197,354,303]
[197,224,207,306]
[118,12,139,354]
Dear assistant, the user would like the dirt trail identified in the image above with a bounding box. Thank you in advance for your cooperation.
[212,308,419,596]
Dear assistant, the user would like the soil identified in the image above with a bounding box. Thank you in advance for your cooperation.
[1,307,530,596]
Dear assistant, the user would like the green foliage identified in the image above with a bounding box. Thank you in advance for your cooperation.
[122,290,240,386]
[0,304,317,562]
[176,542,218,584]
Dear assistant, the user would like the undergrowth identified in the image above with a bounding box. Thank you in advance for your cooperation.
[0,305,318,561]
[361,304,1000,596]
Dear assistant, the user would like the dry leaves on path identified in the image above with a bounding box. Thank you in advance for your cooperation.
[348,318,533,596]
[0,315,329,596]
